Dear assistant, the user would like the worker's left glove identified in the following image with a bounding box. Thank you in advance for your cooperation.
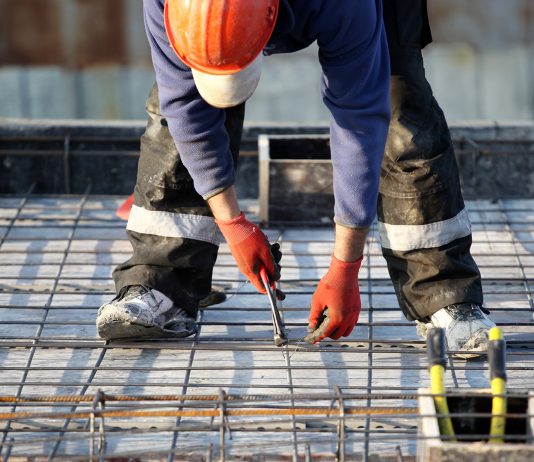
[305,254,362,344]
[216,212,284,299]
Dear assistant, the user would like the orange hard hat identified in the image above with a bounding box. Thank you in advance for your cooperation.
[164,0,279,75]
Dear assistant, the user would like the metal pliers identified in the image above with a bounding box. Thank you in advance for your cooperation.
[260,268,288,347]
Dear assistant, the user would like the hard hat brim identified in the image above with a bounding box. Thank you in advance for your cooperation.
[192,54,262,109]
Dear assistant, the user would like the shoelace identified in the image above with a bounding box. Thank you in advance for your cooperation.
[444,304,485,320]
[116,284,151,302]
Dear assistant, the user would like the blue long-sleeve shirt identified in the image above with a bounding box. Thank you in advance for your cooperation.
[143,0,390,227]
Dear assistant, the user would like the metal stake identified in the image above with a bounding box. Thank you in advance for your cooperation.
[334,386,346,462]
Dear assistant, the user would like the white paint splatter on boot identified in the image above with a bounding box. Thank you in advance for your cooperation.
[96,285,198,340]
[416,304,496,359]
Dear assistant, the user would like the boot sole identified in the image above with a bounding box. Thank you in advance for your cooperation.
[198,290,227,308]
[455,329,489,359]
[415,322,489,359]
[97,320,197,341]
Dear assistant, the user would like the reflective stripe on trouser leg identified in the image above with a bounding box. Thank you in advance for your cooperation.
[378,208,471,252]
[127,205,223,246]
[379,2,483,321]
[113,83,245,316]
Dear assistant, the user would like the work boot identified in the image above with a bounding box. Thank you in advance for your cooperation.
[416,304,496,359]
[199,287,227,308]
[97,285,198,340]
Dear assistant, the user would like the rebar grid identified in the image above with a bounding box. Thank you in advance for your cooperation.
[0,194,533,461]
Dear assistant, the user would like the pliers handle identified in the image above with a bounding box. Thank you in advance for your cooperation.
[260,267,288,347]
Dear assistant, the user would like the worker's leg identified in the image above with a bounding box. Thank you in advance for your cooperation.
[379,0,483,321]
[112,83,245,318]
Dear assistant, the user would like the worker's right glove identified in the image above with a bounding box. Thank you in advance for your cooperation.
[305,254,362,344]
[216,212,284,299]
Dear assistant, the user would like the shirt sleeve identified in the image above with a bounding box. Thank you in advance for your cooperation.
[317,0,391,227]
[143,0,236,199]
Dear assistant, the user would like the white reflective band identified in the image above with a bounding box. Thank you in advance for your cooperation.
[378,208,472,251]
[127,205,222,245]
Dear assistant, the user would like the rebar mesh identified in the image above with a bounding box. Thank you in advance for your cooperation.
[0,191,533,461]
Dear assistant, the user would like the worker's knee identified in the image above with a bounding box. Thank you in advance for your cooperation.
[381,105,459,199]
[383,73,455,196]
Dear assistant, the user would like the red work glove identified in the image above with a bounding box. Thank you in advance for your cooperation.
[216,212,283,297]
[304,254,362,344]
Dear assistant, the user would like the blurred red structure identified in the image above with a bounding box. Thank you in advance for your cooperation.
[116,194,134,220]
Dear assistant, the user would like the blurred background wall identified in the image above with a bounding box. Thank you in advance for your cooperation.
[0,0,533,121]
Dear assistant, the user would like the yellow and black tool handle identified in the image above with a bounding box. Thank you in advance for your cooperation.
[427,327,447,369]
[427,328,456,441]
[488,327,507,443]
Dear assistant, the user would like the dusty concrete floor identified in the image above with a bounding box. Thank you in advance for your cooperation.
[0,196,533,461]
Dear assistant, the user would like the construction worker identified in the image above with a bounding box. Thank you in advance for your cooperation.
[97,0,496,357]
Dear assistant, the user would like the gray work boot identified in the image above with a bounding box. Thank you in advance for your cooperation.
[416,304,497,359]
[97,285,198,340]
